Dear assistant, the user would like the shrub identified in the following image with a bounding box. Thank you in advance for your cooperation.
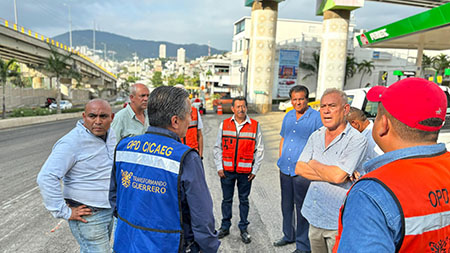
[9,107,83,117]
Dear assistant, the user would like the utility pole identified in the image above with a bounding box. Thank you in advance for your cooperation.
[64,2,72,48]
[13,0,18,24]
[208,41,211,57]
[101,42,107,60]
[93,20,96,56]
[69,4,72,48]
[133,53,138,78]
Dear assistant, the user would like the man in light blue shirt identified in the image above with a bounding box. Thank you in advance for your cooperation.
[37,99,116,253]
[296,89,367,253]
[274,85,322,253]
[111,83,150,142]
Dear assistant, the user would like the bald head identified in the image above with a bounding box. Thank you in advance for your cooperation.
[84,99,111,112]
[83,99,113,136]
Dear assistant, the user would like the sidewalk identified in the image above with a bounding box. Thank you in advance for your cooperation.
[0,112,83,130]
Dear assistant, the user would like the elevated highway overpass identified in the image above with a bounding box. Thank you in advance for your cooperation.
[0,18,116,93]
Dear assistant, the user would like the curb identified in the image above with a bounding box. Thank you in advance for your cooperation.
[0,112,83,130]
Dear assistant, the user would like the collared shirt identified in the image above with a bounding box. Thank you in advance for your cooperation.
[361,121,383,173]
[298,123,367,230]
[213,115,264,175]
[109,126,220,252]
[196,109,203,130]
[337,143,447,252]
[37,120,116,220]
[278,107,322,176]
[111,105,149,142]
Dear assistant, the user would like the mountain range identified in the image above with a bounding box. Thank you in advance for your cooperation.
[53,30,226,62]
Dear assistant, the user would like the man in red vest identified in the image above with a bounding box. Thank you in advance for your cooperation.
[213,96,264,244]
[175,84,204,158]
[334,78,450,252]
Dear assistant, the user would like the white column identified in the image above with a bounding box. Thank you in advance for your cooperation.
[316,10,350,100]
[247,0,278,114]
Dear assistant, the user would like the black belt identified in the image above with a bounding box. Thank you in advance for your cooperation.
[65,199,105,212]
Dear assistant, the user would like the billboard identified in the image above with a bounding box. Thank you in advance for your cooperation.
[277,49,300,97]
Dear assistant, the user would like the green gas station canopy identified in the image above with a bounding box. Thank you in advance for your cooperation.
[356,3,450,50]
[245,0,285,7]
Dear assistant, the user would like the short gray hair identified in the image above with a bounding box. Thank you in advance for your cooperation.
[147,86,190,128]
[321,88,348,106]
[347,106,367,122]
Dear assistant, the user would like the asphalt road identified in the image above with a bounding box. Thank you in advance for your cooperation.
[0,111,296,253]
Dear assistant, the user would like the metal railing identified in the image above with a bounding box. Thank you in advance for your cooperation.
[0,17,116,79]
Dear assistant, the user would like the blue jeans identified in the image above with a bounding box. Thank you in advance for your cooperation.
[280,172,311,251]
[68,208,114,253]
[220,171,252,231]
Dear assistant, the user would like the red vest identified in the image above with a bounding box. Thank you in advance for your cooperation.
[335,151,450,252]
[182,107,199,150]
[221,117,258,174]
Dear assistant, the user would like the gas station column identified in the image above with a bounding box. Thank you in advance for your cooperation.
[315,0,364,99]
[245,0,282,114]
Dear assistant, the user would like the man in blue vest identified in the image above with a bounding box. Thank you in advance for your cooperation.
[110,86,220,252]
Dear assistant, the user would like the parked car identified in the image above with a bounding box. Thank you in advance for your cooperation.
[49,100,73,110]
[345,86,450,130]
[278,99,292,111]
[281,86,450,127]
[45,97,56,108]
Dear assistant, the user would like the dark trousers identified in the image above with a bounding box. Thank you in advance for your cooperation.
[280,172,311,251]
[220,170,252,231]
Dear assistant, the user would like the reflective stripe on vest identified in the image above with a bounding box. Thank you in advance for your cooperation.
[405,210,450,235]
[116,150,180,175]
[182,107,199,150]
[114,133,192,252]
[221,117,258,174]
[335,151,450,252]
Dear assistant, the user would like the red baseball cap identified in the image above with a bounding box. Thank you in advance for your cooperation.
[367,78,447,131]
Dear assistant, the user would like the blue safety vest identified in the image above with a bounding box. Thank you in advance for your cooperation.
[113,132,193,253]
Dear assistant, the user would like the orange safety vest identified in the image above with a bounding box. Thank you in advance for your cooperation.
[221,117,258,174]
[335,151,450,252]
[182,107,199,150]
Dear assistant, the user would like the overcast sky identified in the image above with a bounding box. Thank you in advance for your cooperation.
[0,0,426,50]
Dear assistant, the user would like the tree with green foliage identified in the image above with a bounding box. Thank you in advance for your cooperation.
[345,56,358,86]
[299,51,320,81]
[175,74,185,85]
[357,60,375,88]
[127,75,139,84]
[190,73,200,87]
[167,74,177,86]
[431,54,450,75]
[42,46,80,114]
[151,71,163,87]
[1,58,20,119]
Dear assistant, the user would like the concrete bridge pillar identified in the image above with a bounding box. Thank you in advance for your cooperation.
[315,0,364,99]
[316,9,350,99]
[247,0,279,114]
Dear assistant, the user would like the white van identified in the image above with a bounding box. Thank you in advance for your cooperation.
[344,86,450,130]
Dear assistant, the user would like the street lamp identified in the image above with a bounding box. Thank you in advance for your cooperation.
[101,42,107,60]
[13,0,18,24]
[63,2,72,48]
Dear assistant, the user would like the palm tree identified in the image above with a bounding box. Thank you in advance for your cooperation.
[345,56,358,86]
[431,54,450,75]
[299,51,320,81]
[357,60,375,88]
[0,58,20,119]
[42,46,78,114]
